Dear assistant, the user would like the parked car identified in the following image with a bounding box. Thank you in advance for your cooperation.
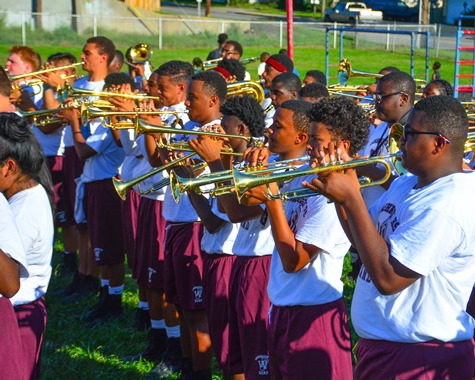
[363,0,419,22]
[324,1,383,25]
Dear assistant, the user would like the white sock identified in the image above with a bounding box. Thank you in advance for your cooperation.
[150,319,166,330]
[108,284,124,295]
[101,279,109,287]
[166,325,181,338]
[138,301,149,310]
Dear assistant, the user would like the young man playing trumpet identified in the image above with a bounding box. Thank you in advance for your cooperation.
[111,61,188,372]
[241,98,368,379]
[307,96,475,379]
[144,68,225,380]
[185,95,266,380]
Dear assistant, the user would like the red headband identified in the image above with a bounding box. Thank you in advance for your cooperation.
[266,57,288,73]
[214,66,231,79]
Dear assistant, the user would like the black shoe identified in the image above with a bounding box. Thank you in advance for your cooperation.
[60,252,78,276]
[64,275,100,303]
[85,293,123,329]
[83,286,109,320]
[134,307,151,331]
[177,357,193,380]
[123,329,167,363]
[145,338,183,379]
[53,272,83,297]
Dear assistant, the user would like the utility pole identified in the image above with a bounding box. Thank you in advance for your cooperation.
[321,0,326,21]
[206,0,211,17]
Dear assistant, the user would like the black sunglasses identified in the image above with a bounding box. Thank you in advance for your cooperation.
[403,125,451,144]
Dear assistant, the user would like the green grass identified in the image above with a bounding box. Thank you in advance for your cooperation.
[44,232,357,379]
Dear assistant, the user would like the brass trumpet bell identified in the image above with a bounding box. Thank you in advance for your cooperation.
[129,43,153,64]
[227,81,265,104]
[337,58,383,86]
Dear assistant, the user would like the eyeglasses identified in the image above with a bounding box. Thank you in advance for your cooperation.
[403,125,451,144]
[372,91,405,103]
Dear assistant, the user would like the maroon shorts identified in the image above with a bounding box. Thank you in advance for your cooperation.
[203,253,236,371]
[228,255,271,379]
[355,337,475,380]
[14,297,47,380]
[268,299,353,380]
[85,179,125,266]
[46,156,64,223]
[0,297,24,380]
[61,146,86,228]
[121,189,141,270]
[134,198,166,290]
[164,222,205,310]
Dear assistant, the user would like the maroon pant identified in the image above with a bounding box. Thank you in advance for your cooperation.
[0,297,24,380]
[134,198,166,289]
[355,337,475,380]
[121,189,141,271]
[228,255,271,379]
[15,297,47,380]
[203,254,236,371]
[267,299,352,380]
[46,156,64,224]
[61,146,86,228]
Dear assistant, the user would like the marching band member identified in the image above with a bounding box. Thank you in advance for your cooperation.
[298,82,329,104]
[111,63,187,369]
[60,39,127,328]
[59,36,116,303]
[0,113,54,380]
[242,98,368,380]
[268,72,301,109]
[5,46,43,111]
[261,53,294,129]
[0,187,28,380]
[145,65,219,380]
[187,95,266,380]
[307,95,475,379]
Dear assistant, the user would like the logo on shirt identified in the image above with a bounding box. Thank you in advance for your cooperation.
[94,248,103,262]
[192,286,203,303]
[148,267,156,284]
[255,355,269,375]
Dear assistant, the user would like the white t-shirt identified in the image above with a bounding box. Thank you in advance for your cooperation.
[8,185,53,306]
[81,121,125,182]
[0,193,28,296]
[32,124,66,157]
[201,198,240,255]
[352,172,475,343]
[162,118,214,223]
[232,204,274,257]
[358,121,397,208]
[119,129,143,182]
[267,171,350,306]
[133,103,188,201]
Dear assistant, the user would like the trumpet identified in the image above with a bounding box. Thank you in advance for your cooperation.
[8,62,83,83]
[193,56,260,72]
[169,155,309,203]
[336,58,426,88]
[81,107,180,129]
[57,81,160,104]
[232,153,400,202]
[121,119,267,153]
[18,103,79,126]
[227,81,265,104]
[113,153,194,200]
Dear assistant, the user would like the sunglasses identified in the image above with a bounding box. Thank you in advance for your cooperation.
[403,125,451,144]
[372,91,406,103]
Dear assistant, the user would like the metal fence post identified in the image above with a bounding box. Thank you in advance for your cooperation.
[279,21,283,48]
[159,18,163,50]
[386,24,390,50]
[94,16,97,36]
[21,13,26,45]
